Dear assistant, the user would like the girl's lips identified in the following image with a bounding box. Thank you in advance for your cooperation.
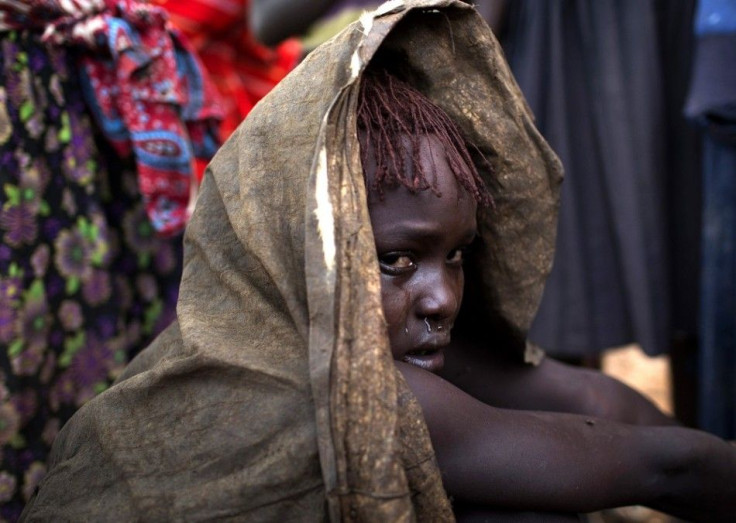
[403,347,446,373]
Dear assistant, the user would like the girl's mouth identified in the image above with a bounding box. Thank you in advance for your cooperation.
[403,347,445,373]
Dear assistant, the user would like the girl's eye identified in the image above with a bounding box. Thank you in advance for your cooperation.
[447,249,463,264]
[449,238,477,265]
[379,253,416,275]
[447,248,465,265]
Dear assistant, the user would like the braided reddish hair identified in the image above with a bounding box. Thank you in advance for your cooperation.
[357,69,492,207]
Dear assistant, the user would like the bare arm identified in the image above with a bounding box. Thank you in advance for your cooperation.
[441,338,676,425]
[399,361,736,520]
[249,0,338,46]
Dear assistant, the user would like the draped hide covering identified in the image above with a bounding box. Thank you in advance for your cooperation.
[22,1,563,520]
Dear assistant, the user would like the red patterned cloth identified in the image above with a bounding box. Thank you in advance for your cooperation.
[154,0,302,177]
[0,0,224,236]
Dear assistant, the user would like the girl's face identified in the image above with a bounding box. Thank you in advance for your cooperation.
[366,135,477,373]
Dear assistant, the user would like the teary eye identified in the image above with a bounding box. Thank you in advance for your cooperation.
[447,248,464,264]
[379,252,416,275]
[448,236,478,266]
[448,243,475,265]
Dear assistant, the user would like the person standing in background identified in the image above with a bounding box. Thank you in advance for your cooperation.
[0,1,221,519]
[685,0,736,439]
[491,0,703,413]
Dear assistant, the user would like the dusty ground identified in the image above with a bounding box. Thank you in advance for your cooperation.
[602,345,672,415]
[595,346,675,522]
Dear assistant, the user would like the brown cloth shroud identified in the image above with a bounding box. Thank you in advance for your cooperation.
[22,1,562,520]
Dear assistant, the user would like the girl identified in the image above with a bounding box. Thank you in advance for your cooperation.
[23,2,736,520]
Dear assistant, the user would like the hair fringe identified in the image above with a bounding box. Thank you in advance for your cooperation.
[357,69,492,207]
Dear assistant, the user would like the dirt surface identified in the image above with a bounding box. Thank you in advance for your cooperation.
[597,345,676,522]
[602,345,673,415]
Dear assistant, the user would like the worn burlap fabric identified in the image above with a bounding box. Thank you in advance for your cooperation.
[22,1,562,520]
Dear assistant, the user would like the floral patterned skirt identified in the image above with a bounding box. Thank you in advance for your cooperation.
[0,30,182,521]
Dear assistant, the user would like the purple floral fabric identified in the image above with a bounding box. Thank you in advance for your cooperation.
[0,29,182,521]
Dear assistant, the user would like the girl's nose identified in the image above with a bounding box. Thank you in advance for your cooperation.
[416,266,461,321]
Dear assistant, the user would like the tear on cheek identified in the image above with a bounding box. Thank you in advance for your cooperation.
[380,286,412,331]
